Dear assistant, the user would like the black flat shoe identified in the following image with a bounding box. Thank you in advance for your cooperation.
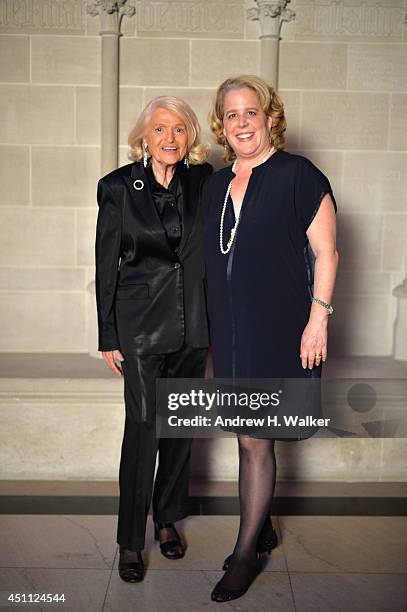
[222,519,278,571]
[154,522,185,560]
[211,556,261,603]
[118,550,144,583]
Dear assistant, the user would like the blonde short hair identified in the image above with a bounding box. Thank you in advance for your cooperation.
[128,96,209,165]
[208,75,286,162]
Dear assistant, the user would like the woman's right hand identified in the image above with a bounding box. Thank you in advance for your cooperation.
[101,350,124,377]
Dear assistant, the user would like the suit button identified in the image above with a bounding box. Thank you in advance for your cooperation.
[174,263,181,269]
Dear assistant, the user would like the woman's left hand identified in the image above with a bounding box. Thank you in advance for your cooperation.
[300,316,328,369]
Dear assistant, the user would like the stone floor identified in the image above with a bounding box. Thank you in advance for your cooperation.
[0,514,407,611]
[1,481,407,612]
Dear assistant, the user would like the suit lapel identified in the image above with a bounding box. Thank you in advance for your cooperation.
[123,162,176,258]
[124,161,202,260]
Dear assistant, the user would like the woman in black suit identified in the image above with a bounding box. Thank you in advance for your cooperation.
[95,96,212,583]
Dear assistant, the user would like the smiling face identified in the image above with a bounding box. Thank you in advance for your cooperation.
[143,107,188,167]
[222,87,272,161]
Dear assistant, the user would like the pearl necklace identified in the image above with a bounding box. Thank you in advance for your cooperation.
[219,147,275,255]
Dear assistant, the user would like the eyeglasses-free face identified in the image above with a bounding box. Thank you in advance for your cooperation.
[143,108,188,167]
[222,87,272,161]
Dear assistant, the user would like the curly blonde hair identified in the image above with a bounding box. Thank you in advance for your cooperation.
[208,75,286,162]
[128,96,209,165]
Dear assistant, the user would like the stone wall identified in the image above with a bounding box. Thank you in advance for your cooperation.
[0,0,406,356]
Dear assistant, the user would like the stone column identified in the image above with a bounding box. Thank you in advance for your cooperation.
[87,0,136,176]
[247,0,295,89]
[87,1,135,357]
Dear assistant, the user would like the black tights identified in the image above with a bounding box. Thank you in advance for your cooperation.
[219,436,277,590]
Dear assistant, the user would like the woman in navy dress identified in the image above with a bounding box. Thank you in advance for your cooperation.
[202,75,338,602]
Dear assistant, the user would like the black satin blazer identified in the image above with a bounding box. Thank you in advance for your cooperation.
[95,160,213,355]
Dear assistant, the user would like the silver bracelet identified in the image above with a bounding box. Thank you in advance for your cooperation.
[312,297,334,315]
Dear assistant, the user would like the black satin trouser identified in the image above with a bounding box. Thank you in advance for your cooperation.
[117,344,207,551]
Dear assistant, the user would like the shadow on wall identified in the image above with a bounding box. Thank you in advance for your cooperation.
[207,144,224,171]
[329,214,353,356]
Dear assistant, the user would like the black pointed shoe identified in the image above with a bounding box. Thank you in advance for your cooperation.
[211,556,261,603]
[154,522,185,560]
[222,518,278,571]
[118,550,144,583]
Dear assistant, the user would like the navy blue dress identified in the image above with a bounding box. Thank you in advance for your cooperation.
[202,150,336,382]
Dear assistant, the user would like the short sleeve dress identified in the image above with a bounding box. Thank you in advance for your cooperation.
[202,150,337,381]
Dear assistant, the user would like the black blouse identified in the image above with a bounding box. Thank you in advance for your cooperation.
[145,163,183,250]
[202,150,337,380]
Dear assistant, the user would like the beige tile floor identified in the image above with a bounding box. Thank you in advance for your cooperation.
[0,515,406,612]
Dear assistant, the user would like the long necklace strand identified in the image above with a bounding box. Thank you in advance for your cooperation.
[219,147,275,255]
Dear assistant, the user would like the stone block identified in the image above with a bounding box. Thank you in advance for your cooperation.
[342,152,407,213]
[0,268,85,291]
[382,214,407,271]
[32,36,100,84]
[86,11,135,37]
[0,292,86,352]
[380,440,407,480]
[301,92,388,150]
[334,270,391,297]
[120,39,189,86]
[0,387,122,478]
[0,35,29,82]
[348,44,407,92]
[277,438,383,481]
[192,436,385,481]
[330,295,391,356]
[389,94,407,151]
[207,144,226,171]
[334,437,382,482]
[119,146,131,167]
[336,213,383,271]
[76,86,100,145]
[280,90,301,150]
[244,0,260,40]
[280,43,347,90]
[119,87,143,147]
[0,375,404,480]
[77,207,99,266]
[391,269,406,290]
[0,85,75,144]
[84,265,96,289]
[136,0,244,38]
[0,0,85,35]
[85,12,100,37]
[288,0,404,43]
[191,40,259,87]
[32,147,100,207]
[0,208,75,266]
[191,438,237,480]
[292,150,342,202]
[0,145,29,205]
